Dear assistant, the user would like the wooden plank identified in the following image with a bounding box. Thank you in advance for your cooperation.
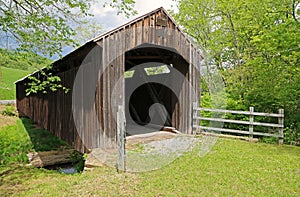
[194,126,279,137]
[253,122,283,128]
[252,132,279,137]
[141,18,145,43]
[150,13,156,44]
[249,107,254,141]
[155,12,161,46]
[195,126,250,135]
[168,20,175,48]
[192,102,198,134]
[117,105,126,171]
[104,37,110,149]
[195,117,283,128]
[125,26,130,51]
[109,35,117,149]
[201,132,259,142]
[107,36,112,149]
[64,68,73,147]
[130,23,136,49]
[198,107,284,117]
[136,20,143,46]
[70,66,77,148]
[60,71,66,142]
[187,44,193,134]
[99,42,105,149]
[143,17,149,43]
[278,109,284,144]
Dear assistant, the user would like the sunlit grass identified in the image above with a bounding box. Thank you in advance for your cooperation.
[0,67,30,100]
[0,118,299,196]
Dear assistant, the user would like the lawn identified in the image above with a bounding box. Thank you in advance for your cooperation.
[0,67,31,100]
[0,114,299,196]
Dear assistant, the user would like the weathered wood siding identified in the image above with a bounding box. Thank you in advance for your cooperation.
[16,8,203,153]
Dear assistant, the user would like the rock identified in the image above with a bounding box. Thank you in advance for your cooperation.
[27,149,76,167]
[85,148,117,168]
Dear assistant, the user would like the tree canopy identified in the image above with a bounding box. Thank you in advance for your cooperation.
[0,0,95,56]
[175,0,300,144]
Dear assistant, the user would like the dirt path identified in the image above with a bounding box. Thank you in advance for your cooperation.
[0,104,18,128]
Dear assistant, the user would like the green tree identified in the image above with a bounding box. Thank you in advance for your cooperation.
[0,0,93,84]
[104,0,137,17]
[0,0,95,56]
[175,0,300,144]
[0,0,135,90]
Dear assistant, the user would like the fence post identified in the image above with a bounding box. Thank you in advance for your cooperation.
[278,109,284,145]
[192,102,198,134]
[117,105,126,172]
[249,107,254,142]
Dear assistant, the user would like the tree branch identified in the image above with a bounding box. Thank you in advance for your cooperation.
[12,0,33,14]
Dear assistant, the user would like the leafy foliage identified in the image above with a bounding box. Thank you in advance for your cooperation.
[175,0,300,144]
[26,71,69,96]
[0,48,51,71]
[104,0,137,18]
[0,105,16,116]
[0,0,94,56]
[69,151,86,173]
[0,1,137,94]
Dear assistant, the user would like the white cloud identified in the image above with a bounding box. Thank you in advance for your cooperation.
[91,0,177,32]
[134,0,176,14]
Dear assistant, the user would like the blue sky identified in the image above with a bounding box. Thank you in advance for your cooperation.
[58,0,177,59]
[0,0,177,59]
[92,0,177,32]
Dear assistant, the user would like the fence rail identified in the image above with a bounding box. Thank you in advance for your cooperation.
[192,104,284,144]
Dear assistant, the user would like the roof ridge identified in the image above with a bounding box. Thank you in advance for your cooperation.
[92,7,178,42]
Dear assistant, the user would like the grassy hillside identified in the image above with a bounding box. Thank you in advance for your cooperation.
[0,67,31,100]
[0,48,52,100]
[0,115,299,196]
[0,48,51,71]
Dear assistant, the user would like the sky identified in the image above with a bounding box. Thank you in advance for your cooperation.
[59,0,177,57]
[0,0,178,58]
[91,0,177,34]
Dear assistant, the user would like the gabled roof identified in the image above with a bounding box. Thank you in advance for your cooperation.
[91,7,184,42]
[15,7,196,84]
[59,7,193,64]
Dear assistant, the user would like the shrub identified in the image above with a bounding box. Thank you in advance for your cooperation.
[1,105,16,116]
[284,124,300,146]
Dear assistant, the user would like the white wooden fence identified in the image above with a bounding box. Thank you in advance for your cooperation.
[192,103,284,144]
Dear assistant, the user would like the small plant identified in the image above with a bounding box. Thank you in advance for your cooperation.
[259,136,278,144]
[69,151,86,173]
[284,124,300,146]
[1,105,16,116]
[132,143,145,153]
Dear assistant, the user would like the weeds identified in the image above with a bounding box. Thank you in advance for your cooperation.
[1,105,16,116]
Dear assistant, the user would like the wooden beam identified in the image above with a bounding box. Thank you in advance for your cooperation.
[126,56,161,60]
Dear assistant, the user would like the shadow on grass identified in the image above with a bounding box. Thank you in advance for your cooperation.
[21,117,70,152]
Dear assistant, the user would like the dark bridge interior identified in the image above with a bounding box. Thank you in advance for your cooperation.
[124,45,189,131]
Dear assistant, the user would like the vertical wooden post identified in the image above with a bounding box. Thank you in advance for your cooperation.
[278,108,284,145]
[117,105,126,172]
[192,102,198,134]
[249,107,254,142]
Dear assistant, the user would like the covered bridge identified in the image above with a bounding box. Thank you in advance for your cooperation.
[16,7,203,153]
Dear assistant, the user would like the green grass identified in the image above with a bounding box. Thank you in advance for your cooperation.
[0,118,69,165]
[0,48,51,100]
[0,119,299,196]
[0,48,51,71]
[0,67,31,100]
